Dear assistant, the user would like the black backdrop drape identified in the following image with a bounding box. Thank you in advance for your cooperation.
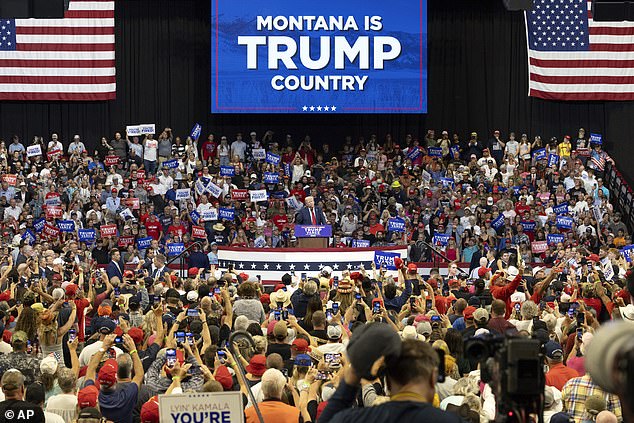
[1,0,634,182]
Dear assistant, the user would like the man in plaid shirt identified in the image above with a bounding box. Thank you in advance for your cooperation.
[561,373,622,422]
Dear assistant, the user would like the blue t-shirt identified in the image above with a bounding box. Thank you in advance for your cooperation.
[85,380,138,423]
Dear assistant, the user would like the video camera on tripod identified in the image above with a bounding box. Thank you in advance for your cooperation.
[465,334,545,423]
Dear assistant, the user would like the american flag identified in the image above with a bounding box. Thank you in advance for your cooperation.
[526,0,634,100]
[0,0,115,101]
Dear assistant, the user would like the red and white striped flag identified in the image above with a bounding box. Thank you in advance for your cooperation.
[0,0,115,101]
[526,0,634,100]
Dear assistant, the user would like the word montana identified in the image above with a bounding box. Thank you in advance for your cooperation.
[256,15,384,32]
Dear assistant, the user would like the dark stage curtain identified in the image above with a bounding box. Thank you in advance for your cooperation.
[1,0,634,183]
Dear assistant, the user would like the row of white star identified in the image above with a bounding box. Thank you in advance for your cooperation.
[302,106,337,112]
[233,262,354,270]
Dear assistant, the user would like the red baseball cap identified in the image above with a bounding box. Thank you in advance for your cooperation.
[407,263,417,273]
[274,283,286,292]
[188,267,199,277]
[291,338,311,353]
[98,359,118,387]
[586,254,600,262]
[65,284,78,297]
[77,385,99,409]
[246,355,267,377]
[427,278,438,289]
[128,327,144,345]
[214,365,233,391]
[259,293,271,304]
[477,267,491,278]
[140,395,160,423]
[464,306,477,320]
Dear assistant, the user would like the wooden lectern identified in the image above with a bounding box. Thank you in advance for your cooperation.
[298,237,328,248]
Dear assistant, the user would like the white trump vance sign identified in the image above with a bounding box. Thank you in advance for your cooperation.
[159,392,244,423]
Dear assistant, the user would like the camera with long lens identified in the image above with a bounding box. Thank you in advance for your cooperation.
[465,334,544,422]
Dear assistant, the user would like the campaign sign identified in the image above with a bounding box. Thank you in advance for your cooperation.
[265,152,281,165]
[175,189,191,200]
[548,153,560,167]
[263,172,280,184]
[250,189,268,202]
[200,209,219,222]
[406,146,421,160]
[78,229,96,243]
[231,189,249,200]
[491,214,505,230]
[285,196,304,210]
[100,224,117,237]
[520,221,536,232]
[295,225,332,238]
[21,230,35,245]
[57,220,76,232]
[26,144,42,157]
[43,224,60,238]
[118,236,135,248]
[192,226,207,239]
[163,159,179,169]
[427,147,442,158]
[219,207,235,221]
[208,182,223,198]
[622,244,634,262]
[590,133,603,144]
[158,392,244,423]
[104,155,119,166]
[252,148,266,160]
[553,203,569,215]
[190,123,202,141]
[547,233,565,245]
[351,239,370,248]
[2,174,16,186]
[220,166,235,177]
[531,241,548,254]
[533,148,547,161]
[46,206,63,219]
[33,218,45,233]
[387,217,406,233]
[166,243,185,256]
[374,251,401,270]
[433,232,449,246]
[556,216,573,230]
[137,236,153,250]
[210,0,427,114]
[189,210,200,224]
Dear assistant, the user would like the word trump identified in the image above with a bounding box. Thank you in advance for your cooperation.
[238,15,401,92]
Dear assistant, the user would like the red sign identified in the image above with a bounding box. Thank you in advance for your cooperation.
[2,174,16,186]
[105,155,119,166]
[576,148,590,157]
[192,226,207,239]
[47,149,62,160]
[231,189,248,201]
[136,170,146,179]
[118,236,135,248]
[122,198,140,210]
[531,241,548,254]
[100,224,117,237]
[46,206,63,219]
[43,224,60,238]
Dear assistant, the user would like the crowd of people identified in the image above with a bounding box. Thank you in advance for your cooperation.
[0,127,631,423]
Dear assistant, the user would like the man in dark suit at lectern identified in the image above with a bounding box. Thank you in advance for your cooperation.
[296,196,326,225]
